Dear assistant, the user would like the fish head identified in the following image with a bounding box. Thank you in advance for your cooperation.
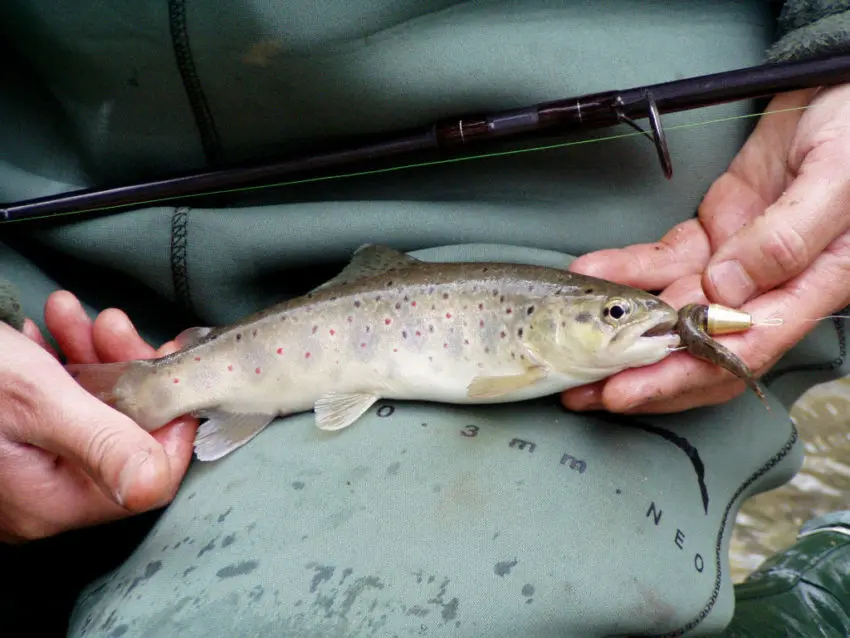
[528,289,681,379]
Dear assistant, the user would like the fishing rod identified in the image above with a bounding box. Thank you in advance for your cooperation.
[3,52,850,224]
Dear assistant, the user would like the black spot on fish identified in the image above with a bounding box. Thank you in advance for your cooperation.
[252,329,257,337]
[307,292,314,299]
[428,325,434,333]
[387,281,393,286]
[585,288,594,294]
[575,312,592,323]
[499,295,505,303]
[222,533,236,547]
[108,624,129,637]
[218,507,233,523]
[402,331,408,339]
[527,306,535,315]
[354,300,361,308]
[442,293,449,299]
[292,481,305,490]
[235,333,242,341]
[517,328,524,337]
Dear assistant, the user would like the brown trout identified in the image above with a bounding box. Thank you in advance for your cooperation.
[68,245,684,461]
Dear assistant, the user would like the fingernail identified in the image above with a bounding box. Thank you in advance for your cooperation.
[707,260,756,306]
[116,449,169,509]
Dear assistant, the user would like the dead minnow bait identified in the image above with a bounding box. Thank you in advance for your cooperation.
[66,245,681,461]
[676,303,768,406]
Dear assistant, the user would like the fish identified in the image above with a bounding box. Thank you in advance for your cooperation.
[66,244,685,461]
[675,303,768,406]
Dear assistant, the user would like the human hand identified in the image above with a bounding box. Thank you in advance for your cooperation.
[0,291,197,543]
[562,85,850,414]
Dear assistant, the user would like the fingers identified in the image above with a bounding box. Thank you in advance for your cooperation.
[704,166,850,307]
[44,291,99,363]
[567,233,850,414]
[568,219,711,290]
[30,392,175,512]
[703,94,850,308]
[22,319,59,359]
[92,308,157,362]
[620,380,745,414]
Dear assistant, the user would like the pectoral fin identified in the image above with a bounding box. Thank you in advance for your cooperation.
[467,365,548,399]
[193,410,276,461]
[314,392,380,431]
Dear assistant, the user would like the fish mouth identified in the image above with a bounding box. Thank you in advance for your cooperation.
[641,317,677,339]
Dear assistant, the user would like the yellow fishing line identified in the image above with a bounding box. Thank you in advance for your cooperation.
[10,104,813,224]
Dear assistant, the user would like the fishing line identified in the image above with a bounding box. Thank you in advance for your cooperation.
[6,104,815,224]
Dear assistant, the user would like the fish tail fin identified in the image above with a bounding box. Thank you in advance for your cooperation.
[65,361,137,407]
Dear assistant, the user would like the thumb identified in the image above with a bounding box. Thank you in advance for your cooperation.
[28,380,174,512]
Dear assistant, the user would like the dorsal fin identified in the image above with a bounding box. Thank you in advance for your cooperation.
[312,244,420,291]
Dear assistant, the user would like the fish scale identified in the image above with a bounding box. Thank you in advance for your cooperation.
[67,245,681,461]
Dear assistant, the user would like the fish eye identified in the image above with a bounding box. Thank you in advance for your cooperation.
[603,298,631,323]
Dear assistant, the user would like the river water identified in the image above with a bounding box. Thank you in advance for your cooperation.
[729,377,850,582]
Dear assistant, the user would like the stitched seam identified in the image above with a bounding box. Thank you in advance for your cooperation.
[170,207,195,314]
[168,0,222,164]
[652,421,799,637]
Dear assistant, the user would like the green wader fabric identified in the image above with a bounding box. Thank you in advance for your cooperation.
[710,513,850,638]
[0,1,846,636]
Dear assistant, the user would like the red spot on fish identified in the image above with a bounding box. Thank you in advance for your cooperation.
[227,365,233,371]
[385,318,392,325]
[361,342,367,348]
[194,356,201,361]
[416,330,422,337]
[305,352,311,359]
[411,301,417,307]
[445,312,452,319]
[277,347,284,354]
[173,378,180,384]
[506,308,513,314]
[312,325,318,334]
[255,367,261,374]
[479,320,485,327]
[393,348,398,353]
[443,343,448,348]
[347,316,353,323]
[500,331,506,339]
[478,303,484,310]
[329,329,336,336]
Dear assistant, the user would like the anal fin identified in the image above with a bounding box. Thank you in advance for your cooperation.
[467,365,548,399]
[314,392,380,431]
[193,410,276,461]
